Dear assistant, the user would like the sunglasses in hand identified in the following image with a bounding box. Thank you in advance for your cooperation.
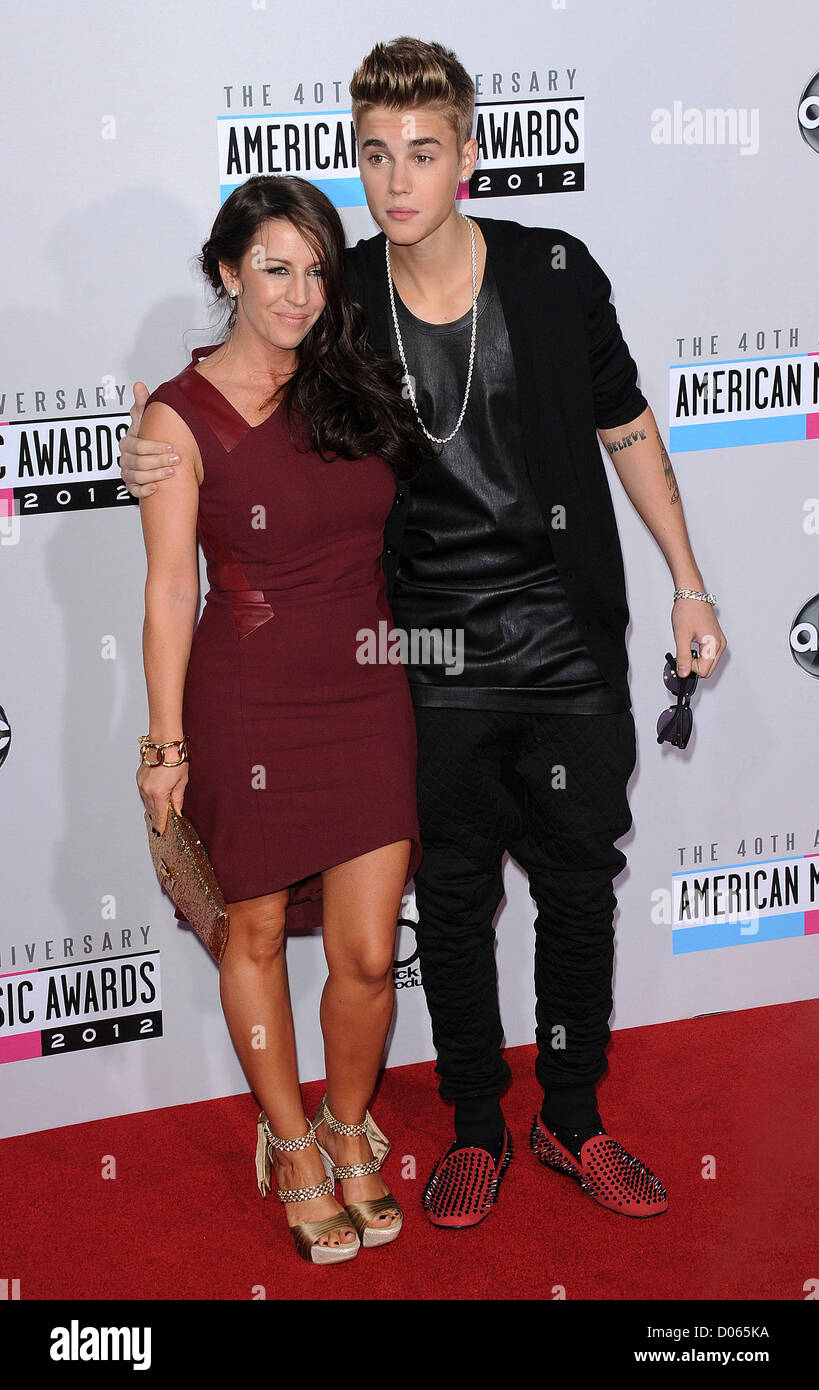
[657,651,699,749]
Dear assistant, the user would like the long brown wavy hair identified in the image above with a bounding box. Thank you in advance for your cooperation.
[199,175,432,481]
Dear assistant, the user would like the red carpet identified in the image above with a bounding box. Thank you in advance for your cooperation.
[2,1000,816,1301]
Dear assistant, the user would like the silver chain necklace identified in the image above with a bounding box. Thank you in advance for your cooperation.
[385,213,477,446]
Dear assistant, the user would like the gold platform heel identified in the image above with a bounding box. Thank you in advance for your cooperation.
[255,1110,360,1264]
[313,1095,403,1248]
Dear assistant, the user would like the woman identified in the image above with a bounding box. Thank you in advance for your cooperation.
[136,175,430,1264]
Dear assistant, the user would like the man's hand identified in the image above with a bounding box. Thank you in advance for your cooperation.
[118,381,179,497]
[671,599,726,680]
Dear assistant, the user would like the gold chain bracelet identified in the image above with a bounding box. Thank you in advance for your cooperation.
[139,735,190,767]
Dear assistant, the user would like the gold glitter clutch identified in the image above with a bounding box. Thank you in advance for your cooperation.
[145,804,229,963]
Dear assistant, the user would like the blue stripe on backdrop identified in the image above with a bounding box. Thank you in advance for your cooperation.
[672,911,806,953]
[669,416,807,451]
[220,179,367,208]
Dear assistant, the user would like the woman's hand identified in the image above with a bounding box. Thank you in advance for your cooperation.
[136,759,189,834]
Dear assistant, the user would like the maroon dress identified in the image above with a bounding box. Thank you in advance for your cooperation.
[145,346,422,932]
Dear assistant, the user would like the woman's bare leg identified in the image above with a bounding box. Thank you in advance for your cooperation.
[219,889,356,1250]
[316,839,411,1230]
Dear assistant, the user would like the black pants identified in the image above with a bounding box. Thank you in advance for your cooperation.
[411,705,637,1106]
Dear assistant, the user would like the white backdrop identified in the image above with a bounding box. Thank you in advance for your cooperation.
[2,0,818,1139]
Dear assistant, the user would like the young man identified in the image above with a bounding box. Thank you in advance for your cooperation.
[120,38,725,1228]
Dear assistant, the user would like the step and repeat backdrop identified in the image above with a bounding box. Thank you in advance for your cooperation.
[1,0,817,1138]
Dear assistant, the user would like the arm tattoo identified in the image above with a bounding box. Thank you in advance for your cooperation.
[604,427,646,457]
[657,430,680,505]
[604,424,680,505]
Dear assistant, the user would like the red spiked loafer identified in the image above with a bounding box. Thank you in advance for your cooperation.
[422,1129,513,1228]
[529,1114,667,1217]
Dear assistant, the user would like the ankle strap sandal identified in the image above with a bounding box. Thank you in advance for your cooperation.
[254,1110,360,1264]
[313,1096,403,1248]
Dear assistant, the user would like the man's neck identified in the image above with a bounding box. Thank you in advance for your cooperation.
[387,210,487,325]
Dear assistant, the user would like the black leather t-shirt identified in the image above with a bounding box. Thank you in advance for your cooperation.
[388,254,627,713]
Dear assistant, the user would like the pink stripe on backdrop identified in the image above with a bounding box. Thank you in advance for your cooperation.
[804,854,818,932]
[0,488,14,518]
[806,414,819,440]
[0,1032,43,1063]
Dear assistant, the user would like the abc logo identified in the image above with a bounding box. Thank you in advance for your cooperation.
[797,71,819,154]
[0,705,10,770]
[789,594,819,677]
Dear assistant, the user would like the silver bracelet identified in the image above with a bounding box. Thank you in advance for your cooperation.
[673,588,717,605]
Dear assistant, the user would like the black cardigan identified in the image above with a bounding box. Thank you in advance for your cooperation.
[343,215,648,704]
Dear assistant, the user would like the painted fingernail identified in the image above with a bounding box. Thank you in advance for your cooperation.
[164,468,174,477]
